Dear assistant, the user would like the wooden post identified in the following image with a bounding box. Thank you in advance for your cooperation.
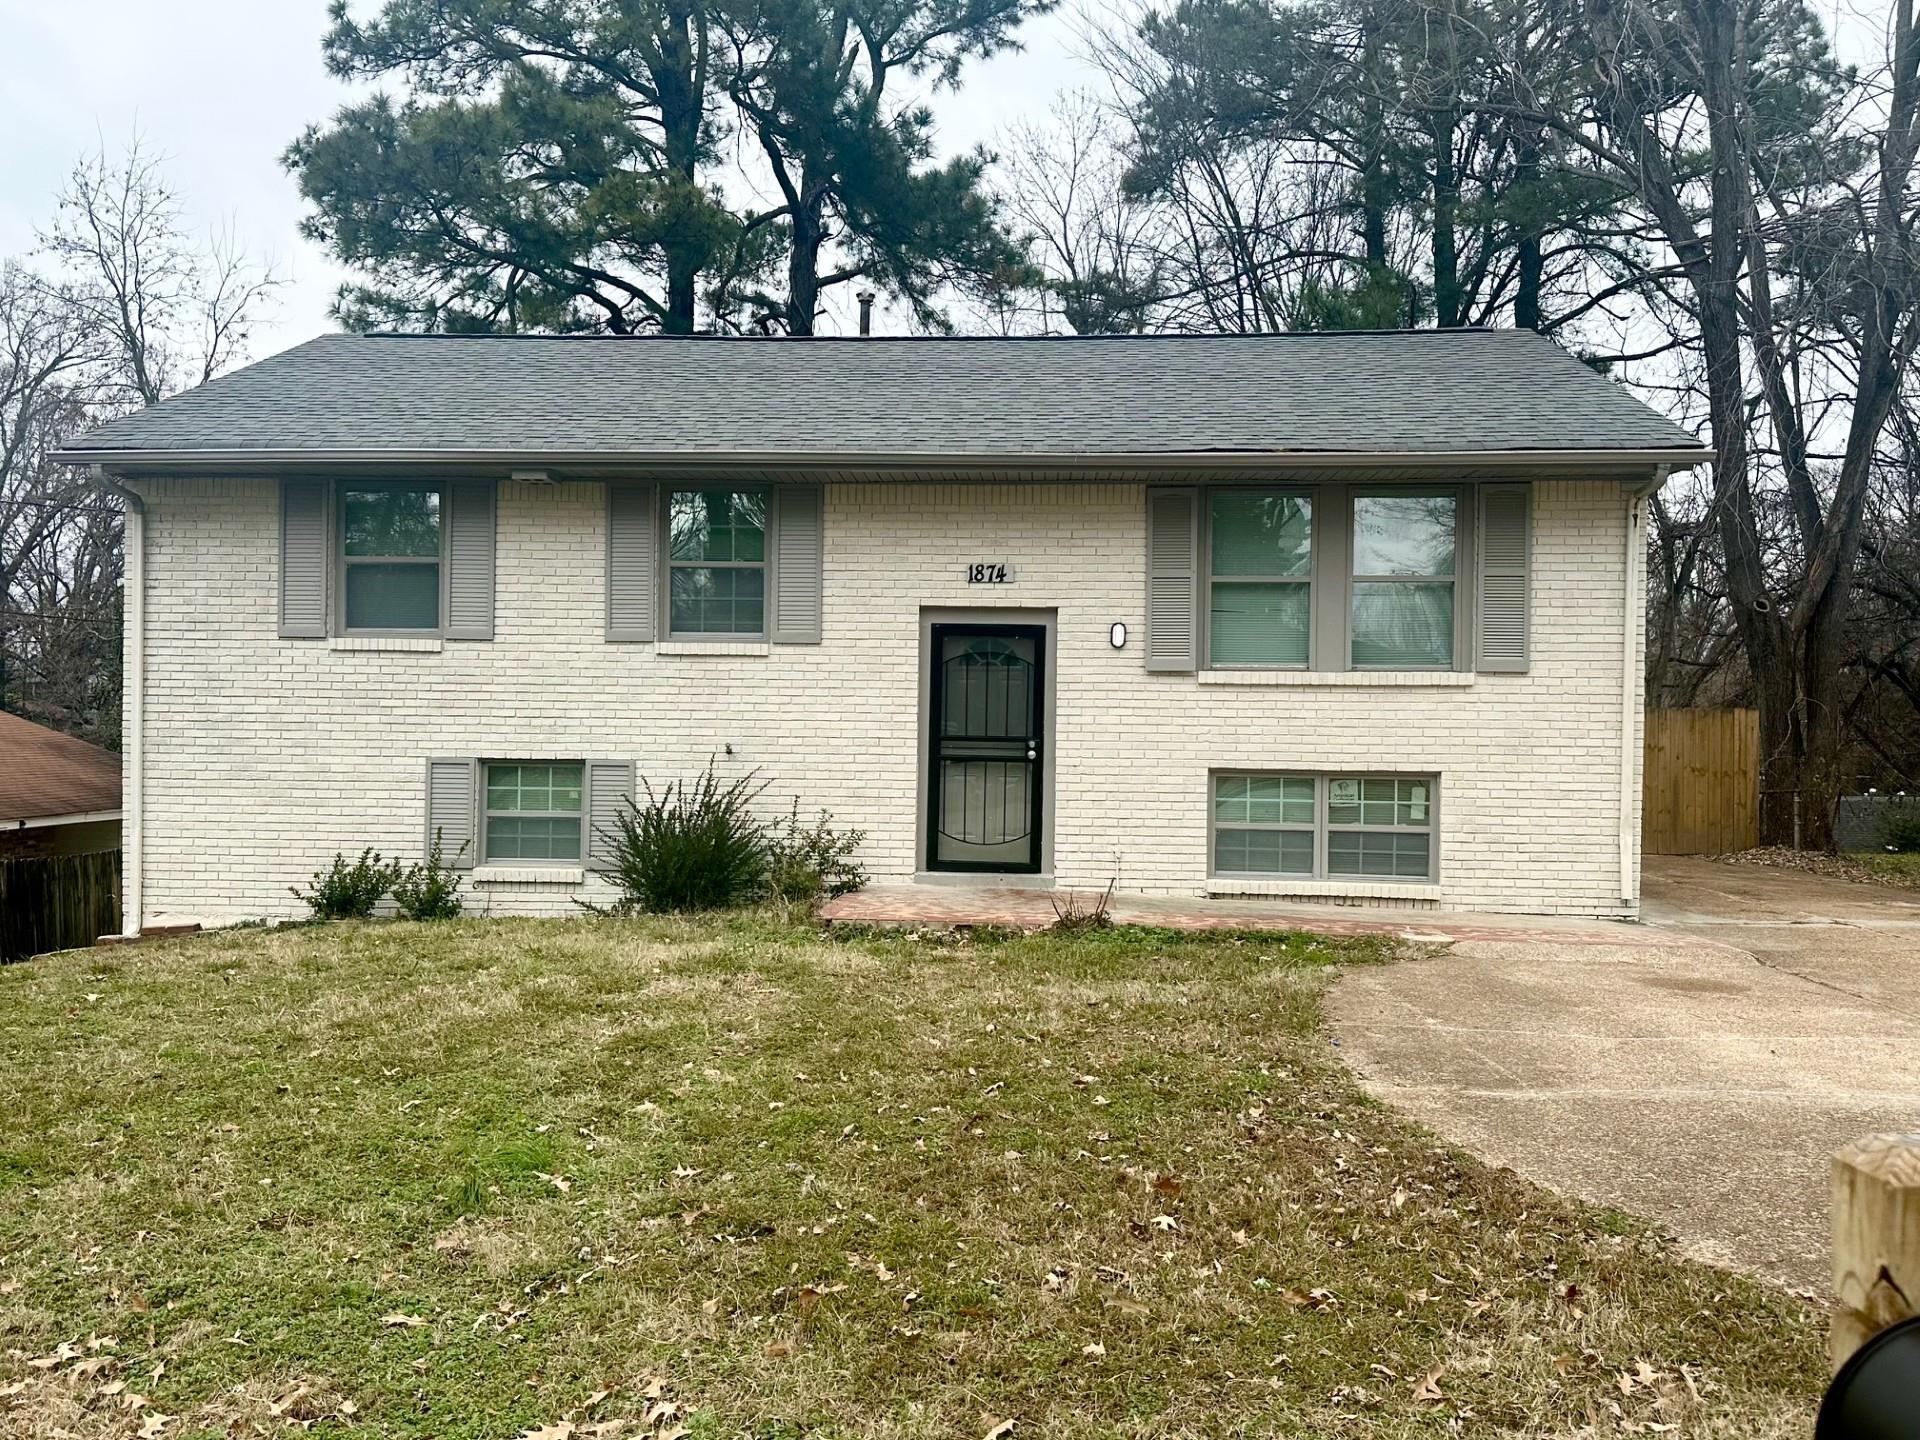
[1832,1135,1920,1371]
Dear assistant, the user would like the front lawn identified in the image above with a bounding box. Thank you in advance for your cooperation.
[1,918,1819,1437]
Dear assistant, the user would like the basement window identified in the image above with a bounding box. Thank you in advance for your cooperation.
[483,762,585,863]
[1211,772,1437,882]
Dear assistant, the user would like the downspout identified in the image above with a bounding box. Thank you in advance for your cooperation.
[96,467,145,937]
[1620,466,1668,907]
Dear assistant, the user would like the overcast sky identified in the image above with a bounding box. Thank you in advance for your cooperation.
[0,0,1096,357]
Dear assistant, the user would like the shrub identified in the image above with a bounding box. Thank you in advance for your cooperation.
[594,760,769,912]
[766,801,868,903]
[1050,878,1116,932]
[392,830,467,920]
[290,848,400,920]
[1880,808,1920,853]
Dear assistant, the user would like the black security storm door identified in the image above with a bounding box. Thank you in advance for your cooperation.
[927,624,1045,873]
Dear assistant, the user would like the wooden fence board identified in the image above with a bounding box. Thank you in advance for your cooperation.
[0,850,121,962]
[1643,707,1760,855]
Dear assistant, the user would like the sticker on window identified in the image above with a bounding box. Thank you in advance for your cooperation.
[1330,779,1361,806]
[1408,783,1429,822]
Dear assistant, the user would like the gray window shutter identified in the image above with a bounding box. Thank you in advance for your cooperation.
[279,478,328,638]
[1145,486,1199,672]
[770,483,824,644]
[1476,482,1531,672]
[444,481,496,640]
[425,758,478,869]
[606,482,657,641]
[585,759,635,869]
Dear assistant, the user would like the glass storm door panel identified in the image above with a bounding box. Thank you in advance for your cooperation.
[929,625,1044,872]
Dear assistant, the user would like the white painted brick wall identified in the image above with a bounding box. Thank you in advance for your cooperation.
[131,477,1644,922]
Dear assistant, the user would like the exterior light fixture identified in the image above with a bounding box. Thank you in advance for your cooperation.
[1110,622,1128,650]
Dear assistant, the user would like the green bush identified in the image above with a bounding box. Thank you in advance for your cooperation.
[392,830,467,920]
[594,760,770,912]
[1880,808,1920,853]
[290,848,400,920]
[766,801,868,903]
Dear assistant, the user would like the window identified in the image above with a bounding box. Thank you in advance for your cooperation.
[1213,774,1316,875]
[1350,493,1457,668]
[1211,772,1436,882]
[483,762,584,862]
[1208,490,1311,667]
[1326,775,1434,878]
[1184,483,1470,672]
[668,489,767,636]
[341,484,443,631]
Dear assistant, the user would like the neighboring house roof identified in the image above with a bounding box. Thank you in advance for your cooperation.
[57,328,1705,466]
[0,711,122,824]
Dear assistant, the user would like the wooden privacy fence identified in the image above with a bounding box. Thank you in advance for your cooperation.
[0,850,121,962]
[1643,707,1760,855]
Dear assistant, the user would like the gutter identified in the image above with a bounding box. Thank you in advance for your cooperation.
[94,468,145,938]
[53,444,1712,474]
[1620,466,1670,904]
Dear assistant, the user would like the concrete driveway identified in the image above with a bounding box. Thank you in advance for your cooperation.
[1328,856,1920,1289]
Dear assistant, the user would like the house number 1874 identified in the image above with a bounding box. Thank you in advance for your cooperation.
[966,563,1013,584]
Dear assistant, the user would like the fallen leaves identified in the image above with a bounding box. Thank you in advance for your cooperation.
[380,1312,429,1328]
[1278,1287,1339,1310]
[514,1376,686,1440]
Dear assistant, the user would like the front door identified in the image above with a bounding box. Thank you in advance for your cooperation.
[927,623,1045,873]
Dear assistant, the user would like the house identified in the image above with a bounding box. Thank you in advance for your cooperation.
[54,328,1706,930]
[0,710,122,859]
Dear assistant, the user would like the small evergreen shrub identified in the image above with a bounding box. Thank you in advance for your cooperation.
[594,760,770,912]
[766,801,868,903]
[290,848,400,920]
[392,830,467,920]
[1880,808,1920,853]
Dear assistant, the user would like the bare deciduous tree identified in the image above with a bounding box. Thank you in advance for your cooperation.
[1,141,279,746]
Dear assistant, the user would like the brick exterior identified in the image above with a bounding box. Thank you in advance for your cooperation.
[129,477,1645,923]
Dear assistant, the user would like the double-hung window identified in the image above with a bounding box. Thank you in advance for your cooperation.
[483,762,585,862]
[1212,772,1437,882]
[668,489,767,637]
[341,484,444,632]
[1349,492,1458,668]
[1207,490,1312,667]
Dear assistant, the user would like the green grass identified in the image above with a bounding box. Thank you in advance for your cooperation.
[0,917,1821,1438]
[1847,850,1920,886]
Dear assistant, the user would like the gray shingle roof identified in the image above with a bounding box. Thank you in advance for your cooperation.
[60,328,1702,462]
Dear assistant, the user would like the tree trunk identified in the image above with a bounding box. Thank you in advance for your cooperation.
[786,163,829,335]
[656,0,706,334]
[1430,114,1462,328]
[1357,10,1390,269]
[1512,133,1544,329]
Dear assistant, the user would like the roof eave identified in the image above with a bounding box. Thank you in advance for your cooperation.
[58,444,1710,477]
[3,808,123,831]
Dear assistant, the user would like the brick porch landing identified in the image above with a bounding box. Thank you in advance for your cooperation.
[819,885,1656,946]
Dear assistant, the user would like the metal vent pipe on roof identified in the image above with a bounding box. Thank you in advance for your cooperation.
[856,289,876,336]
